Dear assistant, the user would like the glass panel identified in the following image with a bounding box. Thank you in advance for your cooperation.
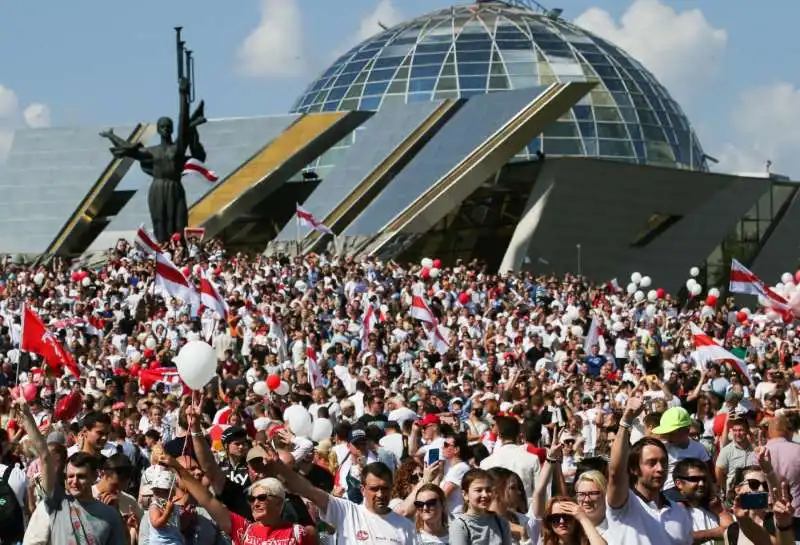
[458,50,491,63]
[578,122,596,137]
[599,139,634,157]
[645,141,675,163]
[387,80,407,94]
[573,106,592,120]
[416,43,451,54]
[642,125,667,142]
[488,75,509,90]
[458,63,489,77]
[583,138,598,156]
[411,64,442,78]
[594,107,621,122]
[459,75,487,90]
[544,138,584,155]
[408,78,437,93]
[359,96,381,110]
[590,90,614,106]
[380,94,407,109]
[374,57,401,69]
[596,123,628,139]
[363,81,390,97]
[334,71,358,87]
[325,86,348,102]
[433,90,460,100]
[501,50,536,63]
[543,122,578,138]
[619,107,637,124]
[413,53,447,66]
[367,68,395,83]
[345,84,364,99]
[505,62,536,76]
[441,62,456,77]
[509,74,538,88]
[436,77,458,91]
[407,92,432,102]
[339,98,359,110]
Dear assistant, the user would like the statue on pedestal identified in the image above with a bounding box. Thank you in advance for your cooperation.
[100,28,207,243]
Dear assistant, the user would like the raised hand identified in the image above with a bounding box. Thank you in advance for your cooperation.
[624,393,645,419]
[755,446,773,474]
[773,480,793,530]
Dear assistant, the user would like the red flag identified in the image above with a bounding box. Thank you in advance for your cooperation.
[21,305,80,377]
[139,367,190,395]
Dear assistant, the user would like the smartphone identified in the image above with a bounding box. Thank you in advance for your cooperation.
[739,492,768,510]
[427,447,440,466]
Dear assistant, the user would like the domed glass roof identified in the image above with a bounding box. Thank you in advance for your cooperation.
[292,1,706,170]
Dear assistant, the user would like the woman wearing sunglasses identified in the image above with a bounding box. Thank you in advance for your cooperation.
[415,484,449,544]
[541,497,606,545]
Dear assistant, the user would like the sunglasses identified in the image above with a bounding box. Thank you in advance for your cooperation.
[575,491,602,500]
[676,475,705,483]
[414,499,439,509]
[443,441,456,448]
[546,514,574,525]
[741,479,768,491]
[248,494,276,504]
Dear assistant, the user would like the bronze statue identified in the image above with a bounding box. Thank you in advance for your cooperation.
[100,28,207,243]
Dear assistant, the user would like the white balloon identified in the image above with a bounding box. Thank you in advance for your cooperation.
[741,307,751,316]
[708,288,720,298]
[430,268,440,279]
[421,258,434,269]
[285,404,313,438]
[789,330,797,339]
[612,321,624,332]
[145,337,157,350]
[690,267,700,277]
[631,272,642,285]
[700,305,714,318]
[294,280,308,292]
[640,276,652,288]
[647,290,658,302]
[274,380,290,396]
[690,283,703,296]
[646,303,656,317]
[686,279,697,290]
[634,290,644,302]
[627,283,637,295]
[571,325,583,337]
[174,340,217,391]
[252,381,269,396]
[33,272,45,286]
[782,272,793,285]
[776,283,784,293]
[81,277,91,287]
[311,418,334,442]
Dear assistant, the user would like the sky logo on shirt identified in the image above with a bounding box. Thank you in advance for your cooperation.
[356,530,369,541]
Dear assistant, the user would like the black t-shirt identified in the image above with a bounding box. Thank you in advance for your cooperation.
[218,478,313,525]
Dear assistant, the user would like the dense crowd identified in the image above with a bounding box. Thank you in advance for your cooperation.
[0,234,799,545]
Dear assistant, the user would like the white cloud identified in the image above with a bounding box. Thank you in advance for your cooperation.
[236,0,306,78]
[356,0,403,42]
[0,85,18,119]
[715,83,800,177]
[23,103,51,128]
[574,0,727,102]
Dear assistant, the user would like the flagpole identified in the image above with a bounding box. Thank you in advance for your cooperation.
[295,205,301,258]
[17,304,25,385]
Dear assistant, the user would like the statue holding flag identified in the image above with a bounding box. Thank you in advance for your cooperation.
[100,27,207,243]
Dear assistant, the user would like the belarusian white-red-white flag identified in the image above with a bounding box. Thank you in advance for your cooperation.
[155,252,199,311]
[296,204,333,235]
[423,322,452,355]
[21,305,81,377]
[729,259,791,313]
[182,158,219,182]
[410,284,437,324]
[139,367,190,395]
[690,323,752,384]
[135,224,161,255]
[199,271,229,319]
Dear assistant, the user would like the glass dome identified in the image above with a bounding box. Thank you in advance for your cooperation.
[291,1,706,171]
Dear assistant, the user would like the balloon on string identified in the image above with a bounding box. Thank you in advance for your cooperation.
[736,310,748,323]
[145,337,157,350]
[432,259,442,269]
[690,283,703,297]
[708,288,721,298]
[795,271,800,284]
[656,288,666,299]
[626,283,637,295]
[631,272,642,285]
[421,258,434,269]
[645,303,656,317]
[81,277,91,287]
[705,295,718,306]
[700,305,714,318]
[266,375,281,391]
[782,272,793,285]
[458,292,470,305]
[181,267,190,278]
[174,340,217,391]
[274,381,290,396]
[22,383,37,402]
[285,404,313,438]
[689,267,700,277]
[54,390,82,422]
[570,325,583,337]
[33,272,45,286]
[640,276,652,288]
[430,268,440,279]
[421,267,431,280]
[612,321,625,332]
[647,290,658,302]
[253,381,269,396]
[311,418,333,442]
[634,290,644,302]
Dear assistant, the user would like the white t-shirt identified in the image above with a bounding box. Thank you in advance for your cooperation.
[607,492,692,545]
[685,506,720,545]
[443,461,470,514]
[0,463,27,507]
[323,495,415,545]
[663,440,711,490]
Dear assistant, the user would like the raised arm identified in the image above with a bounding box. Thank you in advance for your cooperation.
[174,78,191,164]
[161,454,232,535]
[532,438,563,518]
[186,407,227,494]
[271,458,330,513]
[13,398,54,497]
[607,394,643,509]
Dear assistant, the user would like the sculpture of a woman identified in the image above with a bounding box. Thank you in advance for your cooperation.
[100,77,207,242]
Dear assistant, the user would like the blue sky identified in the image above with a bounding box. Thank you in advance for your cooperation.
[0,0,799,175]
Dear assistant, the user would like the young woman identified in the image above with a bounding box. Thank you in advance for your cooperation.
[541,497,606,545]
[415,484,449,544]
[487,467,535,544]
[450,468,511,545]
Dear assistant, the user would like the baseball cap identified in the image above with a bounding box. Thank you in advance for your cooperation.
[221,426,248,445]
[348,429,368,443]
[46,431,66,446]
[246,445,267,463]
[725,390,743,403]
[419,414,441,427]
[652,407,692,435]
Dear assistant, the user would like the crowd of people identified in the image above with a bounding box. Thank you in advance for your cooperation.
[0,234,799,545]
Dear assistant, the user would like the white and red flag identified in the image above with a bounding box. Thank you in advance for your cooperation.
[410,285,437,324]
[135,225,162,255]
[296,204,333,235]
[182,158,219,182]
[199,271,229,319]
[729,259,791,312]
[139,367,190,395]
[306,346,322,388]
[155,252,199,311]
[690,323,752,384]
[21,305,81,378]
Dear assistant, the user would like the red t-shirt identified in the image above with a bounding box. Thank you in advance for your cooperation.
[229,512,312,545]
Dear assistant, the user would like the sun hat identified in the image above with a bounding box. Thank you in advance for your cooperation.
[652,407,692,435]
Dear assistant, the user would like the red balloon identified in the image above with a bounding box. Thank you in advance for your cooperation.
[433,259,442,269]
[795,270,800,284]
[266,375,281,391]
[656,288,665,299]
[458,292,470,305]
[54,391,82,422]
[22,384,38,402]
[736,311,748,323]
[421,267,431,279]
[784,312,794,324]
[181,267,190,278]
[129,363,140,377]
[149,360,161,369]
[706,295,718,306]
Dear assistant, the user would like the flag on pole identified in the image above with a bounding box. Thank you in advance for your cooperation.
[296,204,333,235]
[139,367,190,395]
[135,225,162,255]
[154,252,199,311]
[21,305,80,377]
[729,259,791,312]
[182,158,219,182]
[199,271,229,319]
[690,323,752,384]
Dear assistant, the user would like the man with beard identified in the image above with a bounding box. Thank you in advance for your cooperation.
[606,394,692,545]
[673,458,732,544]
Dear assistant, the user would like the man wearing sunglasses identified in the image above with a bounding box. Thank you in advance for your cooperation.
[673,458,733,544]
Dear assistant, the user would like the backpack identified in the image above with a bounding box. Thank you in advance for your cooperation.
[0,464,24,544]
